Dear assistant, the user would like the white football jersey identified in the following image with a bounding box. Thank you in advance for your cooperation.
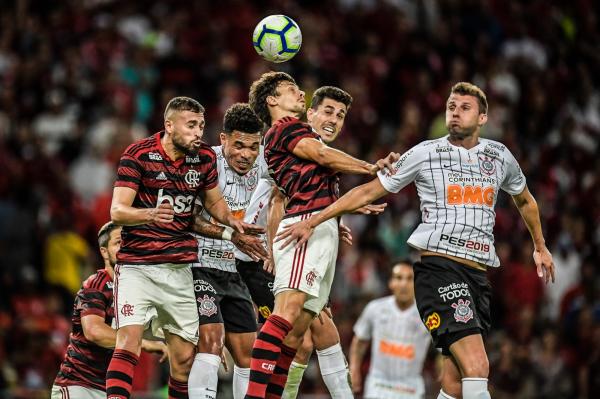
[354,297,431,398]
[192,146,268,272]
[377,136,526,267]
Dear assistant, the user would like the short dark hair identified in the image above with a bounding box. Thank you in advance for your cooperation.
[98,222,119,248]
[223,103,263,134]
[249,71,296,126]
[310,86,353,110]
[392,259,413,269]
[450,82,488,115]
[164,96,205,120]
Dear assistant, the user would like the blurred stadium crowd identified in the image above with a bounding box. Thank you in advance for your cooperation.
[0,0,598,398]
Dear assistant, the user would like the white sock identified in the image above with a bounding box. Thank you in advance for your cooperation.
[316,343,353,398]
[188,353,220,399]
[282,361,307,399]
[438,389,457,399]
[462,378,491,399]
[233,365,250,399]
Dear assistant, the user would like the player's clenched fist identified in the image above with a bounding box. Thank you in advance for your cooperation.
[148,202,175,223]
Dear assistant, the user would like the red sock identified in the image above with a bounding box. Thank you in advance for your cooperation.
[168,376,188,399]
[266,343,297,399]
[244,315,292,399]
[106,349,139,399]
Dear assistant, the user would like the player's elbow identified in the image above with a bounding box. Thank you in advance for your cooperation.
[83,324,103,344]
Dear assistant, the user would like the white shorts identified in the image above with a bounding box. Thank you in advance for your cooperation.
[114,263,199,344]
[51,385,104,399]
[364,375,425,399]
[273,213,339,314]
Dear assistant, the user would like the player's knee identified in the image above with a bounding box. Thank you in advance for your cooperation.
[198,328,225,355]
[461,355,489,378]
[294,336,313,364]
[170,345,196,377]
[115,326,143,353]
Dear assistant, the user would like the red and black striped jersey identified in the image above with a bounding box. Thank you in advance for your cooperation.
[115,132,218,264]
[264,117,339,217]
[54,269,114,391]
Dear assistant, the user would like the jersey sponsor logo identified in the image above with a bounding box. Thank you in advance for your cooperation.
[197,294,218,317]
[451,299,473,323]
[478,155,496,175]
[186,155,201,163]
[446,185,494,207]
[378,340,415,359]
[156,171,168,181]
[106,282,114,289]
[261,362,275,372]
[447,173,496,185]
[438,282,470,302]
[201,248,235,259]
[436,146,454,153]
[485,142,505,152]
[194,279,217,294]
[148,152,163,161]
[121,303,134,317]
[157,189,194,213]
[258,306,272,319]
[439,234,491,252]
[185,169,201,188]
[425,312,440,330]
[482,147,500,157]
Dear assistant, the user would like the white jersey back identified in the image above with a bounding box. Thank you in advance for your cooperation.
[377,136,526,267]
[234,176,274,262]
[193,146,268,272]
[353,297,430,398]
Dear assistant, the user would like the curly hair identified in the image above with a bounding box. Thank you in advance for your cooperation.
[163,96,205,120]
[310,86,353,110]
[223,103,263,134]
[248,71,296,126]
[450,82,488,115]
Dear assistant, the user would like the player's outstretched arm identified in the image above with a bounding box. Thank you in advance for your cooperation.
[199,186,265,235]
[349,336,369,394]
[512,186,555,283]
[276,177,389,249]
[263,185,286,274]
[293,138,399,175]
[111,186,174,226]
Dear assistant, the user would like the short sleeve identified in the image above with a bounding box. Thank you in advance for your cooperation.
[500,149,526,195]
[115,150,143,191]
[78,289,109,318]
[377,145,424,193]
[353,301,375,340]
[278,123,316,153]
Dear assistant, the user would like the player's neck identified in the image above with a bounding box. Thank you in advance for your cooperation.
[105,264,115,280]
[161,135,185,161]
[395,298,414,311]
[270,108,300,125]
[448,132,480,150]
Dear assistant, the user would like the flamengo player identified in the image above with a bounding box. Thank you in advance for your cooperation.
[276,82,555,399]
[188,103,268,399]
[350,261,431,398]
[108,97,251,399]
[244,72,398,399]
[51,222,167,399]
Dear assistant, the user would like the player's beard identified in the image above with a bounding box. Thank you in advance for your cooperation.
[173,134,199,156]
[447,122,476,140]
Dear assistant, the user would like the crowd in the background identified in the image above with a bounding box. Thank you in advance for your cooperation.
[0,0,598,398]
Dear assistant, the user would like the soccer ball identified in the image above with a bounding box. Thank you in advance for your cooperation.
[252,15,302,63]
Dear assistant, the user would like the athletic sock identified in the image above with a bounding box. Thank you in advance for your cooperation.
[316,343,353,398]
[462,378,491,399]
[169,376,188,399]
[437,389,457,399]
[106,349,139,399]
[266,344,297,399]
[188,353,220,399]
[245,315,293,399]
[281,361,307,399]
[233,366,250,399]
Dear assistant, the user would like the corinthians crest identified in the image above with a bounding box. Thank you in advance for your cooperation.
[197,294,217,317]
[451,299,473,323]
[478,155,496,176]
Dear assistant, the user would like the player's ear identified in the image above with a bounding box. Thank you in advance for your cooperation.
[478,113,488,126]
[267,94,278,106]
[164,118,173,133]
[219,132,227,146]
[99,246,109,263]
[306,107,315,123]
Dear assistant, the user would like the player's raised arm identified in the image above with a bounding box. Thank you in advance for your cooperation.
[111,186,174,226]
[511,186,555,283]
[198,185,264,235]
[276,177,390,249]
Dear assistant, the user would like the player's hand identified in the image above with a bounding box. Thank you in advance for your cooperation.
[370,152,400,175]
[275,219,314,250]
[533,245,555,284]
[220,351,229,372]
[317,307,333,324]
[350,367,362,394]
[339,223,352,245]
[263,254,275,275]
[232,232,269,261]
[354,203,387,215]
[149,202,175,224]
[141,340,169,363]
[226,217,265,235]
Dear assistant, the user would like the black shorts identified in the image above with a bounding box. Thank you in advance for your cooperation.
[235,259,275,323]
[192,267,257,333]
[414,256,491,356]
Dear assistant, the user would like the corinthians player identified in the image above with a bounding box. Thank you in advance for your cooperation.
[188,103,269,399]
[276,82,556,399]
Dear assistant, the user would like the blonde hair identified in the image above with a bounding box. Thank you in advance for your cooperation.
[451,82,488,115]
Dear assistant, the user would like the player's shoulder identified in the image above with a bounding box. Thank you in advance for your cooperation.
[123,133,159,158]
[82,269,113,292]
[212,145,224,161]
[197,141,217,161]
[366,295,395,310]
[271,116,312,136]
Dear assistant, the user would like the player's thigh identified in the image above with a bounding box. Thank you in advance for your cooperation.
[225,331,257,367]
[193,268,225,326]
[220,272,258,334]
[113,264,156,330]
[310,308,341,350]
[449,333,489,378]
[236,259,275,323]
[51,385,105,399]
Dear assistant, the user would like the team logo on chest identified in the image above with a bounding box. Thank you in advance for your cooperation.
[451,299,474,323]
[185,169,201,188]
[245,169,258,191]
[478,155,496,176]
